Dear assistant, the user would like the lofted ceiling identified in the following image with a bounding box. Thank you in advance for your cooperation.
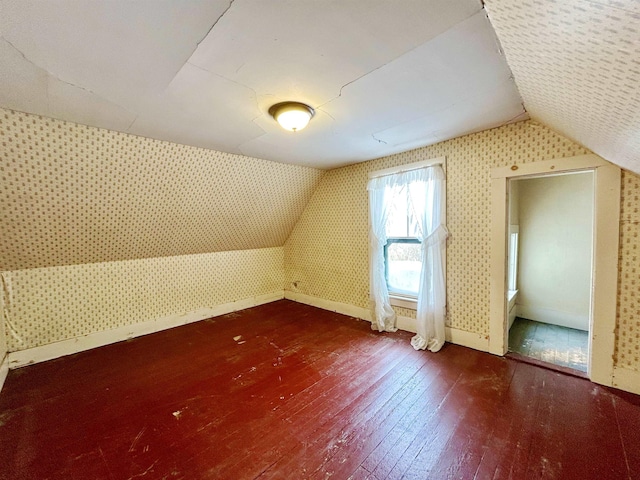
[0,0,527,169]
[0,1,637,173]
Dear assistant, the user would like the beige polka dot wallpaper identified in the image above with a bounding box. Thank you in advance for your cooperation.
[484,0,640,175]
[1,108,638,373]
[284,120,640,371]
[3,247,284,351]
[0,107,322,352]
[0,108,324,270]
[618,170,640,369]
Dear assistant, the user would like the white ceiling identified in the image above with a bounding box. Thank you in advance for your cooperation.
[0,0,527,169]
[2,1,637,174]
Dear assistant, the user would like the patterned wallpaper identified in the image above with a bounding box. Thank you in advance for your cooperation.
[484,0,640,174]
[618,171,640,369]
[284,120,640,370]
[0,108,323,270]
[2,247,284,351]
[1,107,638,371]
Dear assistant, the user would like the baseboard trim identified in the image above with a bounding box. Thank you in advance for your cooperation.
[7,291,284,370]
[612,366,640,395]
[285,291,372,321]
[516,304,589,332]
[396,314,489,352]
[0,353,8,393]
[284,291,489,352]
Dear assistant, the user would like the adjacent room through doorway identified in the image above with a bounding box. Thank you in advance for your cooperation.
[506,171,594,373]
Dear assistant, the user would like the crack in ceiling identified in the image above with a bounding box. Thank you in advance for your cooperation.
[1,34,136,120]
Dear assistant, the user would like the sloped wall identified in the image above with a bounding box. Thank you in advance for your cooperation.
[0,109,323,270]
[0,108,323,352]
[284,120,640,372]
[484,0,640,176]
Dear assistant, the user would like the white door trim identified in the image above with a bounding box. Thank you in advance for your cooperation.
[489,154,620,387]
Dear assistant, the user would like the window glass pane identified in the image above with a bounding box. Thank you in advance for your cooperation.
[386,185,408,237]
[386,182,426,238]
[407,181,425,238]
[387,242,421,296]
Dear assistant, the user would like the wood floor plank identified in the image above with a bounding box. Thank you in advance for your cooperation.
[371,363,467,479]
[227,338,421,478]
[0,300,638,480]
[613,390,640,479]
[473,362,543,480]
[308,358,438,478]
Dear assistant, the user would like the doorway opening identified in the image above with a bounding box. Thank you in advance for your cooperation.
[489,154,620,386]
[506,172,593,374]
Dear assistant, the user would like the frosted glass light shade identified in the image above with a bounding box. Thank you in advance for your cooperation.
[268,102,315,132]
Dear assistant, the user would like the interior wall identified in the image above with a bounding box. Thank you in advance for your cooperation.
[0,108,322,352]
[618,170,640,371]
[284,120,640,373]
[3,248,284,352]
[515,173,594,331]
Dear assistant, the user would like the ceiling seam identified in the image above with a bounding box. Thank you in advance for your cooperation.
[316,4,487,111]
[164,0,237,94]
[1,35,135,118]
[371,134,388,145]
[369,76,526,144]
[481,6,528,117]
[196,0,236,48]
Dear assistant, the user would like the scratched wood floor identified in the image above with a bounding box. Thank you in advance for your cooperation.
[1,300,639,480]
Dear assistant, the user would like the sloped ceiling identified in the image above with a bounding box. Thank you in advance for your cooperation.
[0,109,323,270]
[485,0,640,174]
[0,0,526,169]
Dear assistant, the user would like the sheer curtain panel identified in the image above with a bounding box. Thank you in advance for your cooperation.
[408,166,448,352]
[367,176,397,332]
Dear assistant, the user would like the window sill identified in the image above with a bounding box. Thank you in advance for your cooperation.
[389,295,417,310]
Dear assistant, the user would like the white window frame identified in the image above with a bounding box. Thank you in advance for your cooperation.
[369,157,446,310]
[507,225,519,292]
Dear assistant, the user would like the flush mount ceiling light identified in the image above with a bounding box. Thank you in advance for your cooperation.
[268,101,315,132]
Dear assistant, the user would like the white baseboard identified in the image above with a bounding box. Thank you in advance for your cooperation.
[285,290,372,321]
[6,291,284,370]
[396,314,489,352]
[612,366,640,395]
[0,353,8,393]
[284,291,489,352]
[516,304,589,331]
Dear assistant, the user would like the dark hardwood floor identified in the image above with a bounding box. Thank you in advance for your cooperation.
[1,300,639,479]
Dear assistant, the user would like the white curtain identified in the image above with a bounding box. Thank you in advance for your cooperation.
[367,176,397,332]
[408,166,448,352]
[367,165,448,349]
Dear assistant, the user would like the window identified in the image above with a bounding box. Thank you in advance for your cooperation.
[384,182,423,298]
[507,226,519,292]
[367,158,448,349]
